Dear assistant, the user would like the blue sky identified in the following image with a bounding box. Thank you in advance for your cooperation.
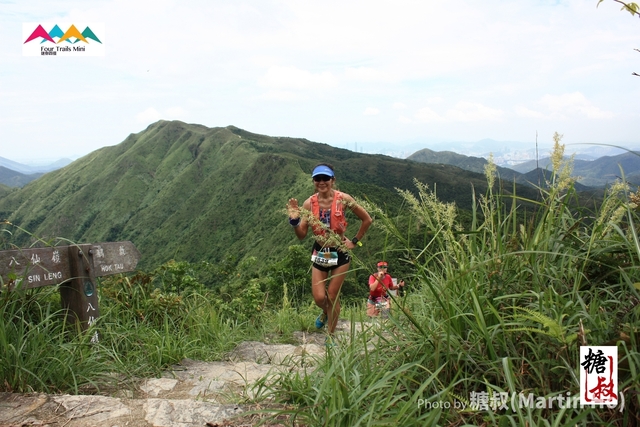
[1,0,639,162]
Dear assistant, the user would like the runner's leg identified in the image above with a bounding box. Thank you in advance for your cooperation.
[325,262,350,334]
[311,267,329,315]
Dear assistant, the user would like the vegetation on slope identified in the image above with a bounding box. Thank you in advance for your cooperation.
[0,166,43,188]
[0,120,540,271]
[1,137,638,426]
[0,183,12,199]
[511,151,640,187]
[407,147,520,181]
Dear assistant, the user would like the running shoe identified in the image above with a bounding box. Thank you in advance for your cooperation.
[315,312,327,329]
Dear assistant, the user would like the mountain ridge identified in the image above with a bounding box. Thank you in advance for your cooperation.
[406,147,519,180]
[4,137,639,190]
[509,152,640,187]
[407,147,640,188]
[0,156,73,174]
[0,157,72,188]
[0,166,44,188]
[1,120,540,269]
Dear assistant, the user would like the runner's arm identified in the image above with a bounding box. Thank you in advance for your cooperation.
[343,193,372,250]
[287,197,310,240]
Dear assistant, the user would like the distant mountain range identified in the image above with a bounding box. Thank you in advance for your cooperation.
[0,166,44,188]
[0,157,72,187]
[0,157,72,174]
[406,147,640,188]
[503,151,640,187]
[0,120,543,270]
[406,148,519,180]
[362,138,634,166]
[3,140,638,191]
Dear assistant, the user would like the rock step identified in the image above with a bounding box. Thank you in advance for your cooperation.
[0,327,347,427]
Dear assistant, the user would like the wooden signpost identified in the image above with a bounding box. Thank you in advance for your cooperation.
[0,241,141,337]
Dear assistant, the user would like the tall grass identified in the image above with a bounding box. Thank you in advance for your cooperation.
[1,138,639,426]
[0,272,262,393]
[0,285,111,394]
[262,137,640,426]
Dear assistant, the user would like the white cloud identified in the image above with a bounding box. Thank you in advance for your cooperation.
[415,101,503,123]
[135,107,162,123]
[514,105,545,119]
[2,0,640,160]
[363,107,380,116]
[539,92,614,119]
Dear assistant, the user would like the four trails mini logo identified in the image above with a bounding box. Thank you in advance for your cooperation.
[580,346,618,406]
[23,23,105,56]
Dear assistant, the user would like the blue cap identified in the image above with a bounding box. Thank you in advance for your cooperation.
[312,165,334,178]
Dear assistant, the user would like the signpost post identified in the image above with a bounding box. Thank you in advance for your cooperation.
[0,241,140,335]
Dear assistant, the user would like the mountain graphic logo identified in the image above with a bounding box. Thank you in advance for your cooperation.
[24,24,102,44]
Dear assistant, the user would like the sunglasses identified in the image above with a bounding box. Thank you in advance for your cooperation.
[378,266,388,269]
[313,175,333,182]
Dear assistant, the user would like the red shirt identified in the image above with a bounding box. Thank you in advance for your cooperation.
[369,273,393,299]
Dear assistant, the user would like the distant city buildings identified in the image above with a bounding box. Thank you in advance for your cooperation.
[491,149,538,167]
[349,140,635,168]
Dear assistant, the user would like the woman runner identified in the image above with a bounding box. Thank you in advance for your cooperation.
[287,163,372,337]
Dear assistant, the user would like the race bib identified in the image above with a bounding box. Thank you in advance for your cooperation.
[311,249,339,266]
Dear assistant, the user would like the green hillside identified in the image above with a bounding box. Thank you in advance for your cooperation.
[405,147,624,195]
[407,147,520,181]
[511,152,640,187]
[517,168,594,192]
[2,125,637,426]
[0,166,42,188]
[0,183,12,198]
[0,120,539,269]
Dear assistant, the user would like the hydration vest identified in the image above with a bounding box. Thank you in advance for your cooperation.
[310,191,348,236]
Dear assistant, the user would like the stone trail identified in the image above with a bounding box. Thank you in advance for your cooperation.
[0,321,368,427]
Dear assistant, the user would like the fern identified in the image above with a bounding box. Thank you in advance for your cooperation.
[506,306,575,344]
